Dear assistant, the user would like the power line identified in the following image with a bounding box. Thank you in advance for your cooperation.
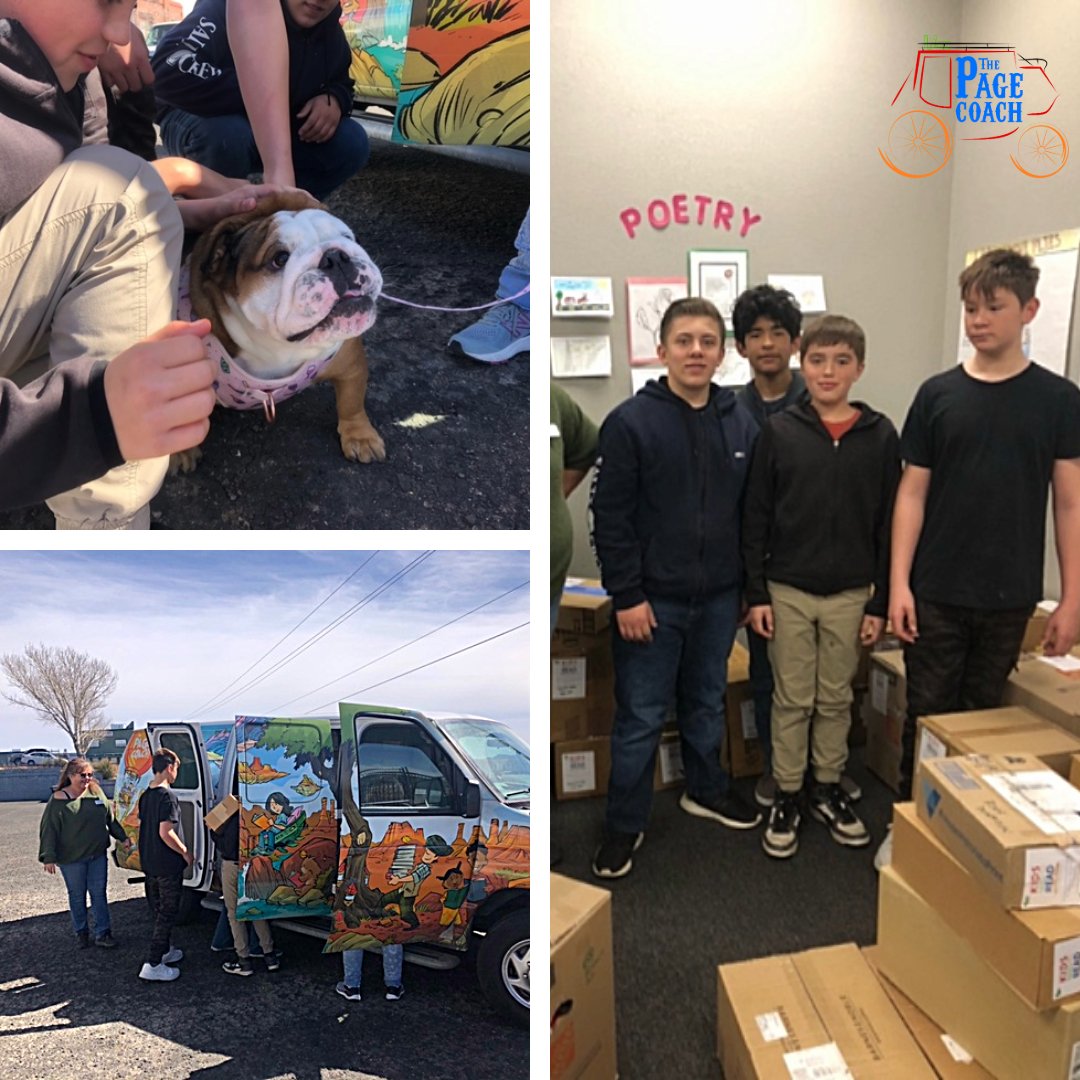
[188,551,433,719]
[185,554,380,719]
[307,619,529,714]
[270,579,528,713]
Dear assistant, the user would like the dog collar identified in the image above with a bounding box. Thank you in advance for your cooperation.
[178,266,339,419]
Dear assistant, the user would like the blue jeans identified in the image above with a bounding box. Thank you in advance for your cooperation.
[606,590,740,834]
[211,905,263,956]
[746,626,774,770]
[497,209,529,313]
[59,853,110,938]
[342,944,404,989]
[159,109,370,201]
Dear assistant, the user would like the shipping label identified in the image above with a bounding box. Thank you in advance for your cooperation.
[1053,936,1080,999]
[552,658,586,700]
[560,750,596,793]
[918,728,947,762]
[784,1042,854,1080]
[1022,848,1080,907]
[755,1010,788,1043]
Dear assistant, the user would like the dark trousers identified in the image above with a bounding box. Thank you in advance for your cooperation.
[899,598,1029,799]
[605,590,740,835]
[145,873,183,966]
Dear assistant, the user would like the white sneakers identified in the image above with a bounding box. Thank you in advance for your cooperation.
[162,947,184,965]
[139,961,180,982]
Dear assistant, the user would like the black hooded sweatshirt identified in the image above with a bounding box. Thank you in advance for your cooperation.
[590,377,759,611]
[741,400,901,616]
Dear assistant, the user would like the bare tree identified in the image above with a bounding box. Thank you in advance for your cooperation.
[1,645,117,755]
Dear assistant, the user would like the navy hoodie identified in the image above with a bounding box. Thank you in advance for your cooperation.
[152,0,353,128]
[590,378,759,611]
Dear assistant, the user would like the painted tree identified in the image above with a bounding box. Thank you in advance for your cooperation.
[1,644,116,755]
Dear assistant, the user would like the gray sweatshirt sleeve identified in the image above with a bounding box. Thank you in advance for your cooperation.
[0,358,123,510]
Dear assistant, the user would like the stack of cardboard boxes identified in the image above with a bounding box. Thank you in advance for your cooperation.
[551,580,766,801]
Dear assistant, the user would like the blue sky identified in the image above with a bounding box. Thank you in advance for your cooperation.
[0,551,529,752]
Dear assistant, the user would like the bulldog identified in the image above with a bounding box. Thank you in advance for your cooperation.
[175,191,385,470]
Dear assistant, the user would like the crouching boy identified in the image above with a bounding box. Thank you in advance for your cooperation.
[743,315,900,858]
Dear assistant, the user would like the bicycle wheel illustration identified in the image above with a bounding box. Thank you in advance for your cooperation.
[879,110,952,178]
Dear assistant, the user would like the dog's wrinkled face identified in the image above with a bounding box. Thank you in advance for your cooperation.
[194,200,382,379]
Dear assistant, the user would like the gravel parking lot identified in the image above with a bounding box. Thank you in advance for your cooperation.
[0,801,528,1080]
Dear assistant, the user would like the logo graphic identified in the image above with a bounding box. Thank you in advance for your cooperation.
[880,39,1068,179]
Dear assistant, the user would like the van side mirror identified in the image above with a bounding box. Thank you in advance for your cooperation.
[464,782,481,818]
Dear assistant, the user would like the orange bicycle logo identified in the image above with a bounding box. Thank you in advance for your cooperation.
[880,41,1068,179]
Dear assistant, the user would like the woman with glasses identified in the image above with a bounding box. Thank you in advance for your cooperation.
[38,756,132,948]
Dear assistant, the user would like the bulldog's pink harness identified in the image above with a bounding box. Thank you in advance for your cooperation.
[178,265,340,421]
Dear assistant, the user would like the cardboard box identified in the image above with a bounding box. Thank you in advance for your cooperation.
[551,629,614,743]
[863,947,993,1080]
[553,738,611,801]
[892,802,1080,1009]
[1003,647,1080,739]
[654,730,684,791]
[917,706,1080,778]
[1021,607,1051,654]
[716,943,935,1079]
[557,579,613,636]
[877,867,1080,1080]
[863,651,906,791]
[915,753,1080,909]
[721,642,766,779]
[1070,753,1080,790]
[551,874,616,1080]
[204,793,239,831]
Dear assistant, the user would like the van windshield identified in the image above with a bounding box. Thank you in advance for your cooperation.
[440,720,529,805]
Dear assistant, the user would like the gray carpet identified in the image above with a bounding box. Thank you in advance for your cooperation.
[551,749,897,1079]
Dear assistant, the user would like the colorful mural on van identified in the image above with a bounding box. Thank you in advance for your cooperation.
[112,729,154,871]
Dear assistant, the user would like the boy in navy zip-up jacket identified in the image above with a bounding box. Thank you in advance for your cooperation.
[743,315,899,860]
[590,297,762,880]
[152,0,367,200]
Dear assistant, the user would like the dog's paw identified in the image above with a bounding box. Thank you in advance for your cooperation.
[169,447,203,476]
[340,426,386,464]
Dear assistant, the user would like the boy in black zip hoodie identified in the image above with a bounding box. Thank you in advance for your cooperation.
[742,315,900,859]
[152,0,367,200]
[590,297,762,880]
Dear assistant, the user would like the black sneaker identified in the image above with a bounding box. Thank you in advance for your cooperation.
[754,775,777,808]
[385,985,404,1001]
[839,774,862,802]
[762,791,802,859]
[264,951,281,972]
[94,932,117,949]
[77,931,90,949]
[679,791,762,829]
[222,957,254,977]
[809,783,870,847]
[591,831,644,879]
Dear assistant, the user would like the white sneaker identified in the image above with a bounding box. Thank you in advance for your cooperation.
[162,948,184,965]
[139,962,180,982]
[873,825,893,872]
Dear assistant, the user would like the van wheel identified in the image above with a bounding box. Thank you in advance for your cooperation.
[476,909,529,1025]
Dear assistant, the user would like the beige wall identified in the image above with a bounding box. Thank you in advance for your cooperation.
[552,0,1078,599]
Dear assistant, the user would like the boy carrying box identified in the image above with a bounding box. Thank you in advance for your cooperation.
[743,315,900,859]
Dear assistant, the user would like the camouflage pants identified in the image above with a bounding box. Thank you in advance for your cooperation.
[899,598,1029,799]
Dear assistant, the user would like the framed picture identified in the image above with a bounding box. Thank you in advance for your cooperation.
[626,277,688,365]
[551,276,615,318]
[687,250,748,326]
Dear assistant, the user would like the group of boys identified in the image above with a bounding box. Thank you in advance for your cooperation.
[585,248,1080,879]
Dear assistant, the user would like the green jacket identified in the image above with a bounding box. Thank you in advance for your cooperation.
[39,790,126,865]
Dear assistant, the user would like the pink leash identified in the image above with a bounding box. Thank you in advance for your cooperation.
[378,284,530,313]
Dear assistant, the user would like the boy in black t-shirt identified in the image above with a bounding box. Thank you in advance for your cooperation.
[137,748,192,982]
[881,249,1080,866]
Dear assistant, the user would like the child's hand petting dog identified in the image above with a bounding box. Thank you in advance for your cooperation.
[103,320,217,463]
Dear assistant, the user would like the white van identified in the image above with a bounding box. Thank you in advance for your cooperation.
[112,703,530,1022]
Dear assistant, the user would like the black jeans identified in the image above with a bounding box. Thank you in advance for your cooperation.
[145,873,183,966]
[899,598,1029,799]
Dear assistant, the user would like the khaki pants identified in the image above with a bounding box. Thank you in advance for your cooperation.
[767,581,869,791]
[221,859,274,959]
[0,145,182,528]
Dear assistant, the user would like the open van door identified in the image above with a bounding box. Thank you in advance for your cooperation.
[233,715,339,921]
[148,723,212,889]
[325,703,482,954]
[113,729,154,871]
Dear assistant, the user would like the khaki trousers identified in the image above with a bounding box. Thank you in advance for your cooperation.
[0,145,182,528]
[767,581,869,790]
[221,859,274,959]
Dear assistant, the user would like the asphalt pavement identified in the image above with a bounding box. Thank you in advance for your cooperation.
[0,801,528,1080]
[0,129,530,530]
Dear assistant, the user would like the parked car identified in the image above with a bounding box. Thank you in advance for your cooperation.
[112,704,530,1023]
[145,21,178,58]
[12,750,62,766]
